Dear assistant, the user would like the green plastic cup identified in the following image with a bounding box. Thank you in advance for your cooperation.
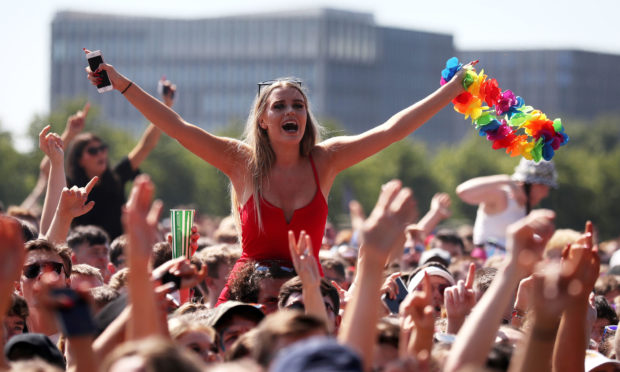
[170,209,195,259]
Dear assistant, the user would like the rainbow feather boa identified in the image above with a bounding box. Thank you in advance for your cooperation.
[441,57,568,161]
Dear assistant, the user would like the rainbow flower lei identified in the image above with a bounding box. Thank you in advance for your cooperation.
[441,57,568,161]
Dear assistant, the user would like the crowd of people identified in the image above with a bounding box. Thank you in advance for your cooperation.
[0,54,618,372]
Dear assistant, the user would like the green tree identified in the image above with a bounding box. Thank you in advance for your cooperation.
[0,126,39,207]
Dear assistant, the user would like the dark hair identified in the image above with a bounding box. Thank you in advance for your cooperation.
[7,206,39,235]
[24,239,72,278]
[90,285,120,310]
[192,244,240,279]
[102,337,205,372]
[254,311,327,367]
[523,183,532,215]
[595,295,619,325]
[486,342,514,371]
[277,277,340,316]
[319,257,346,281]
[376,317,400,349]
[434,229,465,255]
[152,242,172,269]
[228,260,296,304]
[7,293,29,319]
[595,275,620,296]
[66,133,108,186]
[109,234,127,267]
[67,225,110,252]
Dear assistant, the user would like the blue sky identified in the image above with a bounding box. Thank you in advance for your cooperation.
[2,0,618,151]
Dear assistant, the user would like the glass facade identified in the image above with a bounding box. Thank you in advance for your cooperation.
[51,9,455,142]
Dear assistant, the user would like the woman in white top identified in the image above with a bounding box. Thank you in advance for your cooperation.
[456,159,557,254]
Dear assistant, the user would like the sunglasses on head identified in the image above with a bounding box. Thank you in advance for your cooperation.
[257,78,303,95]
[23,261,65,279]
[254,261,295,274]
[85,144,108,156]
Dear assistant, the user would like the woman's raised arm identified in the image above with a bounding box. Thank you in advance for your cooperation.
[84,50,249,179]
[318,62,474,175]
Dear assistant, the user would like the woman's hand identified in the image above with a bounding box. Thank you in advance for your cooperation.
[39,125,64,165]
[450,60,479,92]
[83,49,130,92]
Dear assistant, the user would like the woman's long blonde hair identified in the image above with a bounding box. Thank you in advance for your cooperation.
[231,79,323,232]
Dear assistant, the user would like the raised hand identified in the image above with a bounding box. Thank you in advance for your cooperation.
[159,80,177,108]
[399,272,435,357]
[381,272,403,300]
[330,280,351,312]
[65,102,89,137]
[558,221,599,302]
[511,275,535,327]
[123,175,167,340]
[39,125,64,164]
[430,192,452,220]
[349,200,366,233]
[361,180,417,264]
[400,272,435,333]
[288,230,321,288]
[123,175,163,262]
[451,60,480,88]
[506,209,556,277]
[58,177,98,218]
[84,49,130,92]
[445,263,476,334]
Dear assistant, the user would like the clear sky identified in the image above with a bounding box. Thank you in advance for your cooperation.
[2,0,618,151]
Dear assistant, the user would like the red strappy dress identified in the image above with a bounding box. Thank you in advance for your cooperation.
[216,155,328,305]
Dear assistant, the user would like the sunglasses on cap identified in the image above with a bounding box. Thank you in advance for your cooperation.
[23,261,65,279]
[257,78,303,95]
[85,144,108,156]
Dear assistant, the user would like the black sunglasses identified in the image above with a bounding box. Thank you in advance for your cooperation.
[23,261,65,279]
[85,144,108,156]
[257,79,303,95]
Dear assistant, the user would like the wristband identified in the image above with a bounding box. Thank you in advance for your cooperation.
[121,81,133,94]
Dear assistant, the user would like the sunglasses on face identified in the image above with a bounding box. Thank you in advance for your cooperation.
[257,79,303,95]
[85,144,108,156]
[23,261,65,279]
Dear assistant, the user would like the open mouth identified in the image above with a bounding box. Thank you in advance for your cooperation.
[282,122,299,133]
